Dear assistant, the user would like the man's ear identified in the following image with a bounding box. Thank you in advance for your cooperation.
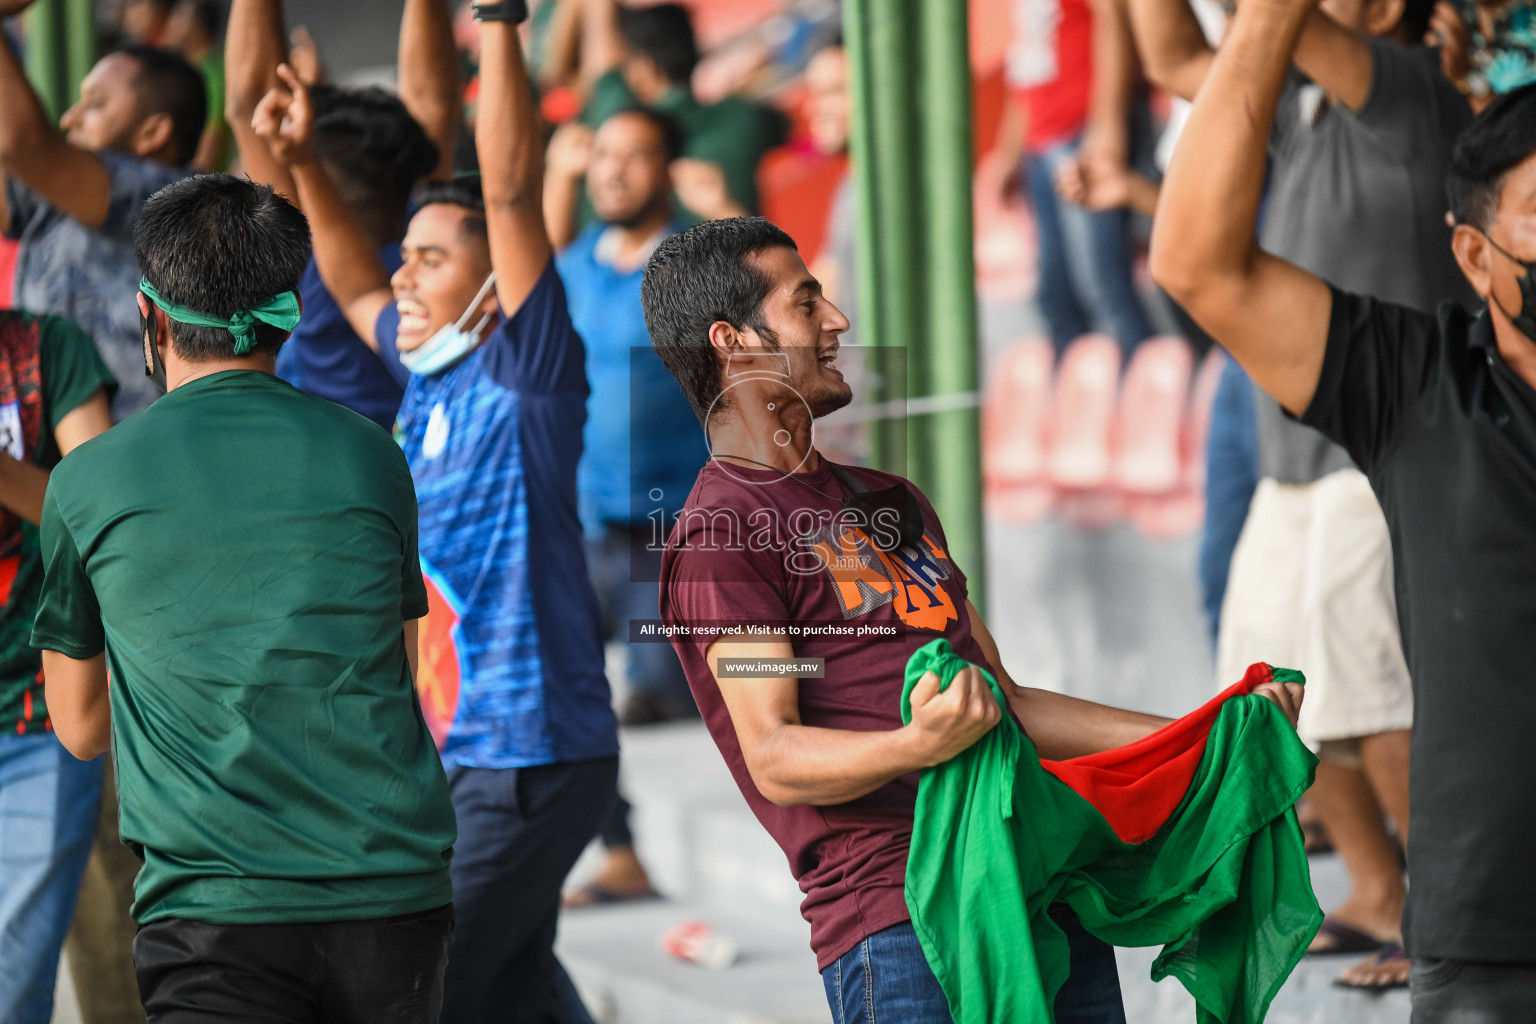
[1367,0,1407,37]
[707,320,741,358]
[132,112,176,161]
[1452,223,1494,300]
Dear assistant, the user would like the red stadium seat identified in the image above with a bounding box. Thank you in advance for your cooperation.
[1112,337,1193,496]
[1046,334,1120,492]
[983,337,1055,524]
[1129,346,1225,539]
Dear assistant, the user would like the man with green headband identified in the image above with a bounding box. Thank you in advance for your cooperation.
[30,173,457,1023]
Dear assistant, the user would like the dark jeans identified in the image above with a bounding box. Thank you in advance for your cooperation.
[132,904,453,1023]
[1026,139,1156,355]
[821,908,1126,1024]
[441,756,618,1024]
[1197,356,1259,646]
[1411,958,1536,1023]
[586,523,694,851]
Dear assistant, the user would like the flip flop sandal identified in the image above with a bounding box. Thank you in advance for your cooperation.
[1301,818,1335,856]
[1333,943,1410,991]
[562,881,661,909]
[1307,917,1386,956]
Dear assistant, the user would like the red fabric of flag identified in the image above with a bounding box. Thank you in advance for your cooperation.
[1041,663,1282,844]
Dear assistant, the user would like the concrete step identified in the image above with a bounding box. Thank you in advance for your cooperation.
[588,721,802,914]
[558,897,824,1024]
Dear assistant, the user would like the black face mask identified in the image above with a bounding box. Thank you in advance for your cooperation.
[838,482,926,554]
[142,311,168,395]
[1485,235,1536,341]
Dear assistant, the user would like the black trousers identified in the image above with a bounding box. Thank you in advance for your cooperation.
[440,756,619,1024]
[1411,958,1536,1024]
[133,904,454,1024]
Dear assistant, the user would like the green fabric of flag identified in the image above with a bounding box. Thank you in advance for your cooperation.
[902,639,1322,1024]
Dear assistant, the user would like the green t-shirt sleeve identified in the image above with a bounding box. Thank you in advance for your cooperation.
[580,69,637,128]
[31,485,105,658]
[38,314,118,433]
[393,461,430,621]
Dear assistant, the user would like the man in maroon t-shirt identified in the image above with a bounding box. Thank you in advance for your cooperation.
[640,218,1307,1023]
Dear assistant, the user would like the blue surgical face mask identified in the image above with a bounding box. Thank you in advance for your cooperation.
[399,274,497,377]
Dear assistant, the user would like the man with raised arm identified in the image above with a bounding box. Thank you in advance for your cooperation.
[1,0,203,417]
[225,0,456,428]
[1152,0,1536,1010]
[32,173,456,1023]
[252,4,618,1019]
[1127,0,1470,988]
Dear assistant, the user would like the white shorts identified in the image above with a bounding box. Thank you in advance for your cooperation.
[1215,469,1412,745]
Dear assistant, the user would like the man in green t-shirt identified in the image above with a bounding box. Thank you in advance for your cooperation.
[0,309,114,1024]
[559,0,788,219]
[31,174,457,1024]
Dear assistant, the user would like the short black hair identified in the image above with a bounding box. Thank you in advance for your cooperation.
[116,45,207,166]
[1400,0,1434,42]
[176,0,224,41]
[618,4,699,86]
[641,217,799,423]
[603,104,684,163]
[1447,83,1536,229]
[310,85,441,219]
[411,174,488,241]
[135,174,312,360]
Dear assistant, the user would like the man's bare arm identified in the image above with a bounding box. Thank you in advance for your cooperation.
[1084,0,1140,167]
[1289,9,1374,111]
[1150,0,1332,416]
[405,618,420,683]
[399,0,461,182]
[0,387,113,526]
[43,650,109,759]
[705,632,1000,806]
[1122,0,1215,101]
[253,66,393,349]
[226,0,297,202]
[965,601,1171,759]
[477,17,553,315]
[576,0,625,95]
[0,29,111,229]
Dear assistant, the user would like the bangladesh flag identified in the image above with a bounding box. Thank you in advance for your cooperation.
[902,639,1321,1024]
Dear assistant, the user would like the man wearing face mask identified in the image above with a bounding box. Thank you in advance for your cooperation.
[1129,0,1472,989]
[253,5,618,1019]
[1154,0,1536,1003]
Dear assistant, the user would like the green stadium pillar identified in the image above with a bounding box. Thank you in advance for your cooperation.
[23,0,67,119]
[844,0,986,607]
[64,0,95,104]
[918,0,983,604]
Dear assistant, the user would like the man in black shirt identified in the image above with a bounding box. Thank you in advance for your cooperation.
[1151,0,1536,1015]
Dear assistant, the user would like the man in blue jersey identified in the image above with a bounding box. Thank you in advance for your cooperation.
[252,7,617,1021]
[226,0,458,429]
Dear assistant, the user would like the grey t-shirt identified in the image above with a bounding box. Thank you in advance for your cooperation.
[4,151,190,420]
[1257,40,1474,484]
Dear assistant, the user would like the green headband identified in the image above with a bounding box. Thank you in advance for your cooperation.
[139,279,302,356]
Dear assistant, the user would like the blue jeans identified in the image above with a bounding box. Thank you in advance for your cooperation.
[1196,357,1259,645]
[0,733,103,1024]
[821,909,1126,1024]
[1026,140,1156,355]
